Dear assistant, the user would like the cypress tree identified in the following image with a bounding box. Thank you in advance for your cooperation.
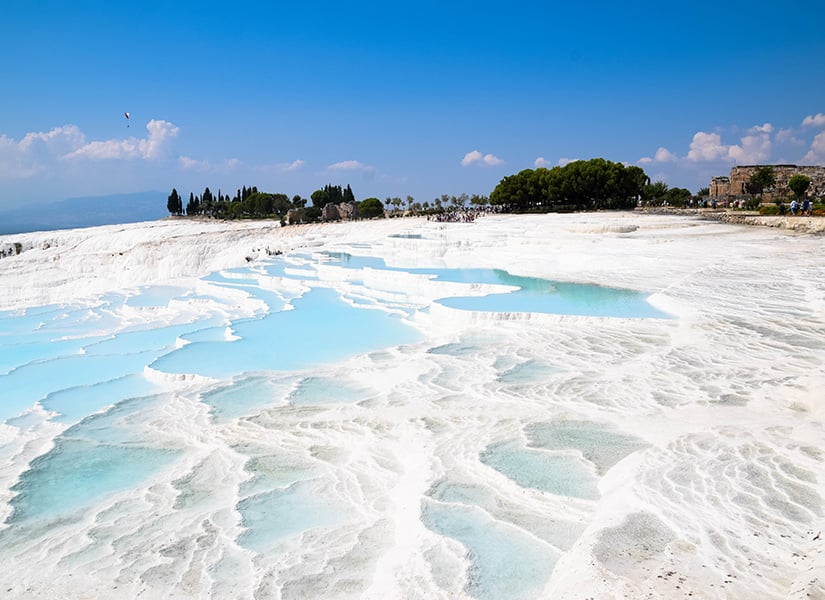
[167,188,181,215]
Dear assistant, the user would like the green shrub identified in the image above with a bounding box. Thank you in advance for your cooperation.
[759,205,780,215]
[359,197,385,219]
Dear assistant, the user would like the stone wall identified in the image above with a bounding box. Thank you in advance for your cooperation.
[321,201,359,222]
[710,176,730,197]
[710,165,825,201]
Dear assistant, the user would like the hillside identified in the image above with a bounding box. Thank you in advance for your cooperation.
[0,191,167,234]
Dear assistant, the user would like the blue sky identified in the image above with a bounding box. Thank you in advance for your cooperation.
[2,0,825,209]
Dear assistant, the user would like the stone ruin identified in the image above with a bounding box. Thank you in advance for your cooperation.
[285,201,360,225]
[710,164,825,202]
[322,202,359,222]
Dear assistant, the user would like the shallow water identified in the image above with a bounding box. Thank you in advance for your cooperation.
[421,499,560,600]
[150,286,420,378]
[1,220,822,599]
[319,251,669,318]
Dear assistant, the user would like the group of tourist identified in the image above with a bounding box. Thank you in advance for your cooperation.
[785,199,814,216]
[791,198,814,217]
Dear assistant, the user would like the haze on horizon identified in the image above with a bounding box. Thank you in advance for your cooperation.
[2,0,824,210]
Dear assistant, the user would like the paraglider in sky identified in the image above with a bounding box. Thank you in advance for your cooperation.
[124,112,130,127]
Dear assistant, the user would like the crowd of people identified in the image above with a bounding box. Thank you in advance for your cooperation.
[426,206,500,223]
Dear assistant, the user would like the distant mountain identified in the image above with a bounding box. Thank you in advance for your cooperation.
[0,191,168,234]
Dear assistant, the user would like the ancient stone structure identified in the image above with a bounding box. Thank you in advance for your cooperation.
[321,202,359,222]
[285,208,303,225]
[710,165,825,201]
[321,203,340,221]
[710,176,730,198]
[285,202,360,224]
[337,202,358,220]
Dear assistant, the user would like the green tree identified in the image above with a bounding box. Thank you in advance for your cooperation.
[343,185,356,204]
[304,206,322,222]
[642,181,669,204]
[311,188,330,207]
[663,187,691,207]
[328,184,343,204]
[186,194,200,216]
[617,165,649,207]
[213,197,228,218]
[167,188,182,215]
[228,202,245,219]
[489,168,543,210]
[359,197,384,218]
[310,184,348,207]
[271,193,291,215]
[788,174,811,201]
[746,166,776,199]
[491,159,648,211]
[247,192,274,216]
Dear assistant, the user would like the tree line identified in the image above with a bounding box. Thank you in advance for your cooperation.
[166,185,309,220]
[167,184,362,221]
[171,157,740,224]
[166,184,492,223]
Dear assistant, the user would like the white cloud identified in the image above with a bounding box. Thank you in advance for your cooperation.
[249,159,306,175]
[686,132,730,162]
[282,159,305,172]
[802,131,825,163]
[776,128,804,145]
[729,132,771,164]
[461,150,482,166]
[461,150,503,167]
[67,138,139,160]
[0,125,86,179]
[20,125,86,156]
[179,156,242,172]
[178,156,201,170]
[142,120,179,159]
[749,122,774,134]
[802,113,825,128]
[327,160,376,175]
[1,121,181,183]
[329,160,365,171]
[64,119,179,161]
[685,127,772,165]
[534,156,576,168]
[639,147,678,164]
